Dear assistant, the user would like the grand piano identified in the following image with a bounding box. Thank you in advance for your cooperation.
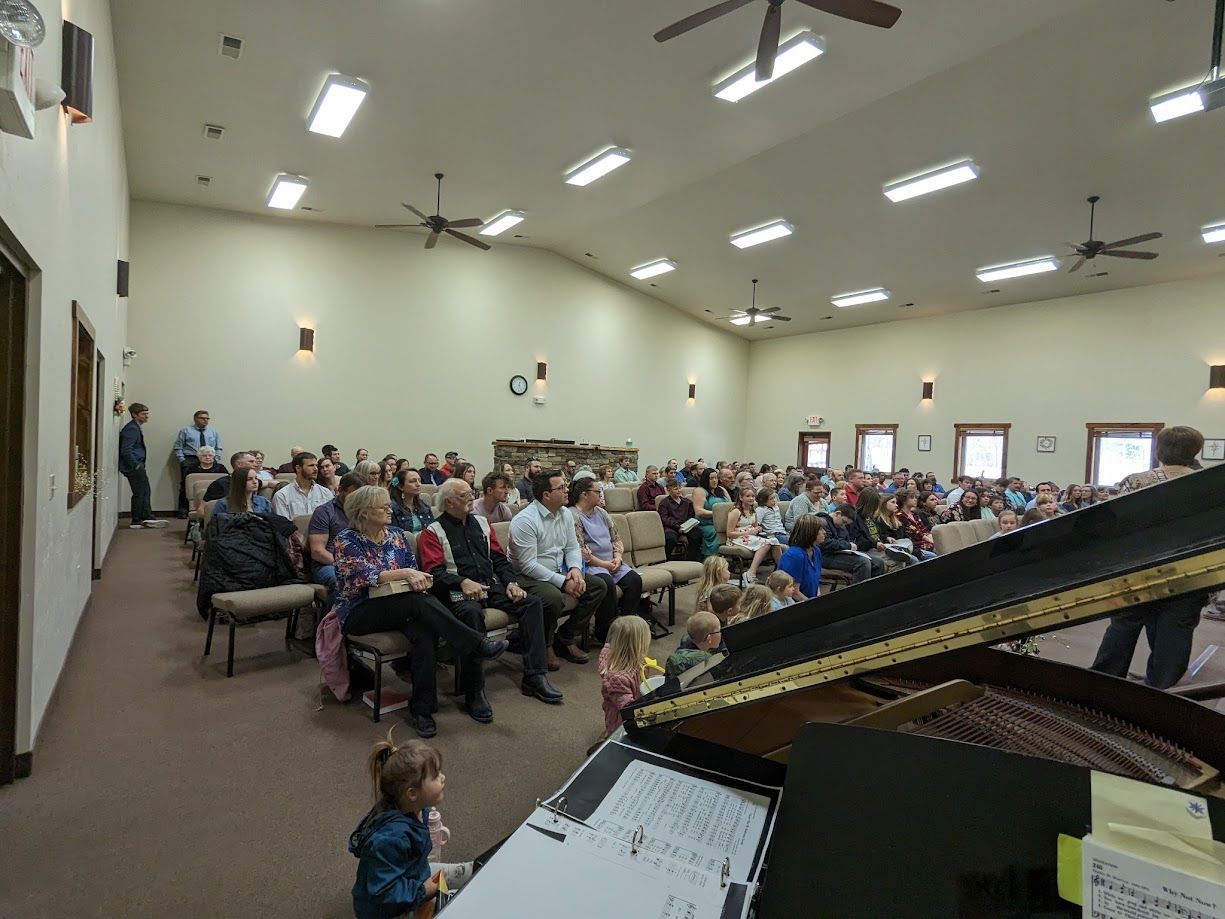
[465,466,1225,918]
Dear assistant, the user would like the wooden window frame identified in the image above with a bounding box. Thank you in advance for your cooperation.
[1084,422,1163,485]
[953,423,1011,479]
[796,432,832,472]
[854,424,898,473]
[68,301,96,510]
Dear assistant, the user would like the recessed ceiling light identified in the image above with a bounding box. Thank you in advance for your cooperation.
[730,313,768,326]
[831,287,889,308]
[629,258,677,280]
[564,147,632,186]
[307,74,369,138]
[267,174,308,210]
[884,159,980,203]
[479,209,526,237]
[1149,85,1206,123]
[713,31,824,103]
[729,219,794,249]
[1202,221,1225,244]
[975,256,1060,283]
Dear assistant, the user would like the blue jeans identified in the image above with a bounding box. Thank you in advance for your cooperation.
[1090,595,1204,689]
[313,564,337,608]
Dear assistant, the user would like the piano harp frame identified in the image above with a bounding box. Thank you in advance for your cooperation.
[632,546,1225,730]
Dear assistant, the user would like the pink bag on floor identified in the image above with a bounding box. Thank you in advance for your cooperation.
[316,609,350,702]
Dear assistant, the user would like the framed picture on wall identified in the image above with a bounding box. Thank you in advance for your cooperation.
[1036,435,1057,453]
[917,434,932,452]
[1203,439,1225,462]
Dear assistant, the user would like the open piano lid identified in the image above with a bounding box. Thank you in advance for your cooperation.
[625,464,1225,734]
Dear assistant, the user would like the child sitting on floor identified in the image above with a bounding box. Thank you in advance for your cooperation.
[733,584,775,624]
[349,729,472,919]
[693,556,730,614]
[767,570,800,610]
[598,616,651,737]
[665,611,723,680]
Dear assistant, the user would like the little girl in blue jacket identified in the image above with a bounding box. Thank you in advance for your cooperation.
[348,730,472,918]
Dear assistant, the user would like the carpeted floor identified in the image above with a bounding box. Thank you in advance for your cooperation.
[3,527,1224,917]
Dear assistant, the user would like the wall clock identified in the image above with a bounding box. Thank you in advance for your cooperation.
[509,374,529,396]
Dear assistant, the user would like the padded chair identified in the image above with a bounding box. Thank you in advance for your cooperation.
[603,488,635,514]
[624,511,703,624]
[345,631,412,722]
[192,500,220,581]
[931,519,999,555]
[203,582,319,678]
[715,502,777,584]
[274,472,296,482]
[184,473,227,545]
[609,512,671,621]
[419,484,439,500]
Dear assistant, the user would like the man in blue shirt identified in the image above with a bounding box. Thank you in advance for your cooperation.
[172,409,222,517]
[118,402,165,529]
[883,469,909,493]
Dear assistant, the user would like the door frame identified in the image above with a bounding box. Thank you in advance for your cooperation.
[796,431,832,473]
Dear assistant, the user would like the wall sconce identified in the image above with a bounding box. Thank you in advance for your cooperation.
[61,21,94,124]
[1211,365,1225,389]
[298,328,315,353]
[922,381,934,400]
[536,361,547,382]
[688,383,697,400]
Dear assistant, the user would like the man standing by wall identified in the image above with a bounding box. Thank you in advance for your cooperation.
[172,409,222,518]
[118,402,165,529]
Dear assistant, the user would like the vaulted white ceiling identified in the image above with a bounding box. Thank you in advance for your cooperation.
[112,0,1225,336]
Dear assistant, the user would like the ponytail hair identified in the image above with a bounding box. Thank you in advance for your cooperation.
[365,727,443,814]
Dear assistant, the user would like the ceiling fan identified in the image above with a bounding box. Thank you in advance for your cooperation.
[1063,195,1162,273]
[654,0,901,82]
[718,279,792,326]
[375,173,491,251]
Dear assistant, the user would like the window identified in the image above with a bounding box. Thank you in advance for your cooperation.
[1085,423,1162,486]
[953,424,1010,479]
[854,424,897,473]
[796,432,831,472]
[68,302,96,510]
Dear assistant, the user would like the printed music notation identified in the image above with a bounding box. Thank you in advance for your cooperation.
[1083,839,1223,919]
[1090,875,1215,918]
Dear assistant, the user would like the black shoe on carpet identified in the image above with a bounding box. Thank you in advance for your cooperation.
[521,675,564,704]
[408,713,437,738]
[462,691,494,723]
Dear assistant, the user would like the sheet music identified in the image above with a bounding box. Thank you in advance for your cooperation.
[584,758,771,882]
[1083,836,1224,919]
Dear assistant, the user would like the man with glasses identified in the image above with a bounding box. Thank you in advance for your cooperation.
[172,409,222,518]
[508,469,607,669]
[419,453,447,486]
[418,479,563,721]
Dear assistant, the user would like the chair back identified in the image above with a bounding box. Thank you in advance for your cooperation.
[491,521,512,556]
[406,529,419,557]
[189,474,225,510]
[778,500,790,521]
[293,514,312,544]
[202,499,219,528]
[654,494,666,510]
[680,487,694,500]
[603,488,634,514]
[420,484,439,499]
[625,511,666,567]
[931,521,985,555]
[275,472,296,482]
[610,513,631,556]
[712,502,734,543]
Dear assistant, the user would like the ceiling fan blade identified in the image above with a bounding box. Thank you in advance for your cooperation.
[654,0,756,42]
[1101,232,1162,250]
[1068,257,1085,273]
[374,224,425,229]
[445,228,492,251]
[757,306,781,313]
[424,231,440,250]
[755,4,781,81]
[771,315,792,322]
[793,0,902,28]
[444,218,484,229]
[402,203,430,222]
[1100,249,1158,260]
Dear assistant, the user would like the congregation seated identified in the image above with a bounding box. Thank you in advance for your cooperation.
[333,485,508,738]
[308,471,365,607]
[777,471,804,502]
[451,462,477,491]
[418,453,447,487]
[416,478,563,719]
[271,451,333,519]
[389,469,434,533]
[657,477,701,561]
[471,472,514,523]
[439,450,460,478]
[594,465,616,492]
[826,501,885,579]
[725,485,778,584]
[1059,483,1094,513]
[943,474,974,507]
[251,450,274,482]
[690,468,731,558]
[940,488,984,523]
[635,465,666,511]
[1025,481,1058,510]
[895,487,936,557]
[353,460,381,485]
[212,467,273,516]
[317,455,340,495]
[869,492,924,565]
[613,456,637,484]
[204,451,256,502]
[783,474,823,532]
[570,478,644,645]
[275,446,303,474]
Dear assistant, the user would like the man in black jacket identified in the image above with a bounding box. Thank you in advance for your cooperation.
[417,478,563,722]
[118,402,165,529]
[817,507,878,582]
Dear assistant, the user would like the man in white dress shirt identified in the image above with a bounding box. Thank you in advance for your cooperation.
[271,451,333,519]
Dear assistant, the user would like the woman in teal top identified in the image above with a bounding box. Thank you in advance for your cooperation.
[691,468,731,558]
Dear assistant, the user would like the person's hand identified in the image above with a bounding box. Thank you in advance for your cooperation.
[611,554,622,570]
[459,578,488,601]
[423,874,440,899]
[876,542,887,551]
[404,569,432,592]
[563,568,587,597]
[507,582,526,602]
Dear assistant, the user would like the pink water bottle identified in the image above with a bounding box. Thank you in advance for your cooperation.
[428,809,451,851]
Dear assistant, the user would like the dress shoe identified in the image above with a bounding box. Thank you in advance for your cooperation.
[545,648,561,672]
[408,713,437,738]
[462,691,494,723]
[521,674,564,704]
[476,638,508,660]
[553,641,589,665]
[175,509,188,519]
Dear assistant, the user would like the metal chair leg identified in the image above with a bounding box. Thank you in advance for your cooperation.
[204,607,216,655]
[226,619,236,677]
[372,651,383,723]
[193,551,201,581]
[668,586,676,625]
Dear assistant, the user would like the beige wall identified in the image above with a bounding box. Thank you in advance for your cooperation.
[0,0,130,751]
[126,202,748,508]
[744,275,1225,485]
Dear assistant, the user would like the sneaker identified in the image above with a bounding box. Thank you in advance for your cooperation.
[141,519,168,528]
[743,572,757,585]
[128,524,144,529]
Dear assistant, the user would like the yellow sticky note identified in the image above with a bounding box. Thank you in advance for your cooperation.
[1057,834,1084,906]
[437,871,449,895]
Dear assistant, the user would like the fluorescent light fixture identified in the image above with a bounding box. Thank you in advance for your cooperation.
[730,313,768,326]
[1202,221,1225,244]
[307,74,369,137]
[267,174,308,210]
[1149,85,1205,123]
[975,256,1060,283]
[729,219,794,249]
[479,209,526,237]
[564,147,632,186]
[629,258,677,280]
[884,159,980,203]
[713,30,825,102]
[831,287,890,308]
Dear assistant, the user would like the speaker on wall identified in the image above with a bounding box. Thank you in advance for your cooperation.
[116,260,129,298]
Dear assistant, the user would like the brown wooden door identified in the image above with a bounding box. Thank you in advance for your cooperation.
[0,250,26,785]
[797,432,831,474]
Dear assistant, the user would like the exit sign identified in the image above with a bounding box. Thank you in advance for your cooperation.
[806,415,823,426]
